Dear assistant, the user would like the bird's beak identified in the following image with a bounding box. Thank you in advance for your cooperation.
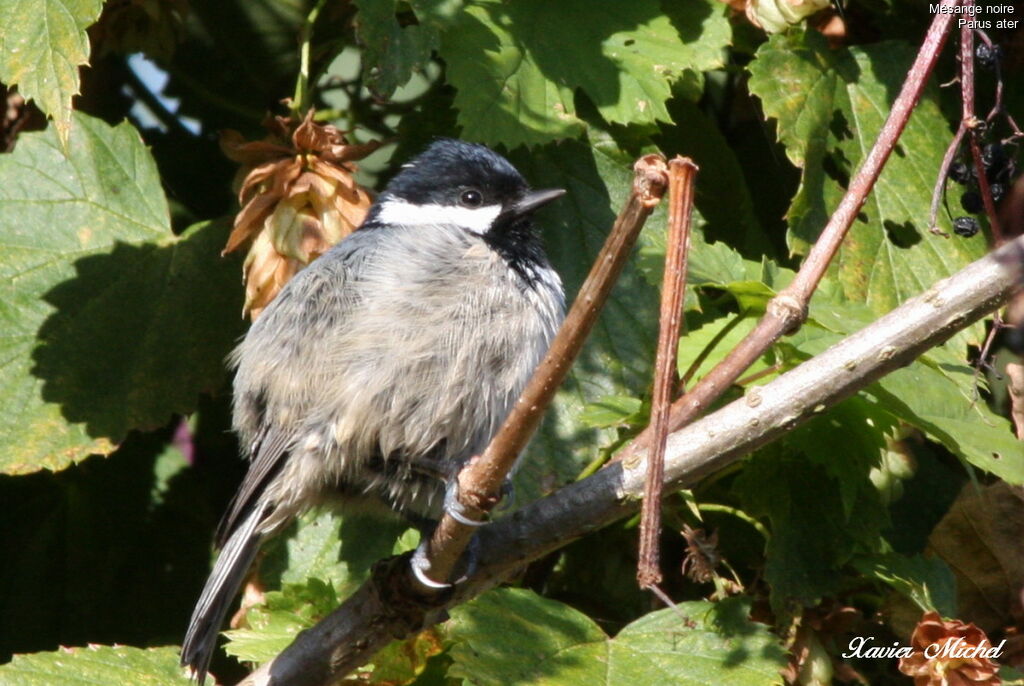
[509,188,566,217]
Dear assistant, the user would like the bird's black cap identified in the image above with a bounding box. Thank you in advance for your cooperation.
[382,139,529,207]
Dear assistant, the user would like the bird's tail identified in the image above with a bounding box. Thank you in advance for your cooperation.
[181,506,266,685]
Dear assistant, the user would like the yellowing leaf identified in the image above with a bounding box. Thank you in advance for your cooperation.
[0,0,104,144]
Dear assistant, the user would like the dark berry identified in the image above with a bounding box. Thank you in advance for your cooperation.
[975,43,1003,70]
[953,216,980,237]
[960,190,983,213]
[990,183,1006,203]
[982,143,1007,175]
[948,161,972,184]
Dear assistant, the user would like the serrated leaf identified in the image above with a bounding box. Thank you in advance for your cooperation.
[785,397,897,517]
[447,588,607,684]
[638,221,794,314]
[748,31,987,315]
[735,450,888,613]
[871,364,1023,484]
[224,579,336,663]
[852,552,957,616]
[260,510,408,595]
[441,2,582,148]
[655,99,770,257]
[0,645,189,685]
[0,113,245,474]
[0,0,103,143]
[448,590,786,685]
[354,0,440,97]
[441,0,730,147]
[608,598,787,686]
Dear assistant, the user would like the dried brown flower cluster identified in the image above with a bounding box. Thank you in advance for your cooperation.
[221,111,379,318]
[680,525,720,583]
[899,611,1002,686]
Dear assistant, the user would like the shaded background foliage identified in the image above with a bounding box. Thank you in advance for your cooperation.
[0,0,1022,684]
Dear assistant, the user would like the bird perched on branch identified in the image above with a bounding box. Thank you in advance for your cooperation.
[181,139,565,683]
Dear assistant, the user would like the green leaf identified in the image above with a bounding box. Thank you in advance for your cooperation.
[224,578,337,663]
[638,221,794,314]
[609,597,787,686]
[784,397,897,517]
[447,588,604,684]
[447,590,786,685]
[748,31,987,315]
[354,0,441,98]
[1000,665,1024,686]
[851,552,957,616]
[0,0,103,143]
[0,113,245,474]
[872,364,1022,484]
[441,0,730,147]
[735,450,888,613]
[677,315,769,384]
[0,645,189,685]
[260,509,409,595]
[579,395,644,428]
[362,630,444,685]
[440,2,582,148]
[782,293,1022,485]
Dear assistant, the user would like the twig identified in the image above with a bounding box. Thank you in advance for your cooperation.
[292,0,329,117]
[414,155,670,589]
[239,234,1024,686]
[928,122,966,235]
[638,158,698,589]
[972,29,1021,135]
[960,13,1004,243]
[614,1,960,463]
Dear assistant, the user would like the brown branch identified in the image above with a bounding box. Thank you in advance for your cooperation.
[615,1,960,463]
[637,157,697,589]
[240,233,1024,686]
[928,121,966,235]
[414,155,670,589]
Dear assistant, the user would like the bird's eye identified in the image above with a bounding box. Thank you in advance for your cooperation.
[459,189,483,208]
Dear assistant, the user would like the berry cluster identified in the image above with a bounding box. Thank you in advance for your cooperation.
[948,141,1017,238]
[976,43,1003,71]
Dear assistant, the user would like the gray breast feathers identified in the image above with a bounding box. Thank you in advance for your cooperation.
[229,225,563,523]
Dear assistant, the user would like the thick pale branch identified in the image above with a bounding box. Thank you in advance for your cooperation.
[241,233,1022,686]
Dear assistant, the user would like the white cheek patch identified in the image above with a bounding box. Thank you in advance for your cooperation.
[376,199,503,235]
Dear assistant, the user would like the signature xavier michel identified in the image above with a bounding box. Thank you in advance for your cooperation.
[843,635,1007,660]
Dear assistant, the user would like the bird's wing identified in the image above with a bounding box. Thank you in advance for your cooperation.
[214,424,292,547]
[214,233,378,546]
